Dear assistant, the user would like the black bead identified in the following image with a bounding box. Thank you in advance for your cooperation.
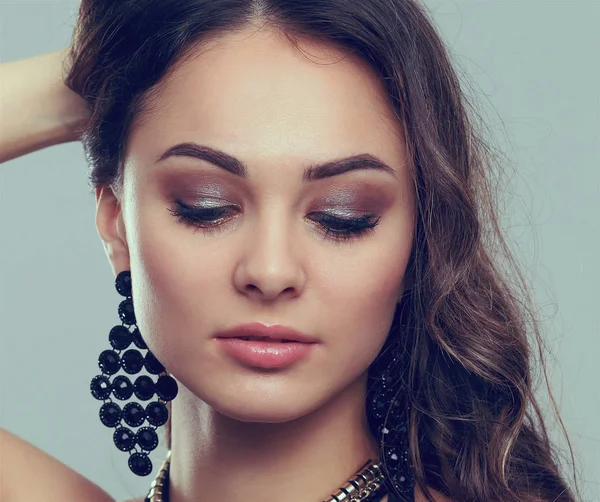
[99,402,122,427]
[390,470,414,494]
[98,350,121,375]
[90,375,112,400]
[123,402,146,427]
[121,349,144,374]
[115,271,132,297]
[134,375,155,401]
[385,447,400,468]
[144,352,165,375]
[113,426,137,451]
[145,401,169,427]
[118,299,136,325]
[378,424,392,441]
[155,375,178,402]
[371,394,390,421]
[112,375,134,400]
[382,372,395,387]
[131,328,147,350]
[128,452,153,477]
[109,325,133,350]
[136,426,159,452]
[378,422,406,443]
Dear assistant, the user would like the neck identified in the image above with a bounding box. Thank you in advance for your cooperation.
[168,372,382,502]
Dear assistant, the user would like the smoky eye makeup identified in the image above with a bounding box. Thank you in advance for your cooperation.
[310,184,395,214]
[159,171,393,212]
[154,168,398,242]
[155,167,396,237]
[156,170,241,202]
[167,196,384,243]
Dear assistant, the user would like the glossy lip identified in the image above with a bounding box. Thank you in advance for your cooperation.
[214,322,319,343]
[215,338,316,369]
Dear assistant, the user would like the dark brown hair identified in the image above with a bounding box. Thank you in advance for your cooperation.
[65,1,582,501]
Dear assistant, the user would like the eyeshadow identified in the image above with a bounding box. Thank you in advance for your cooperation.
[155,170,239,200]
[153,166,397,211]
[315,184,394,212]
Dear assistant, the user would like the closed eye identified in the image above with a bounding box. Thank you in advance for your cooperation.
[168,200,381,242]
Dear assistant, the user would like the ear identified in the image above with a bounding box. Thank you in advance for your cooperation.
[95,186,130,275]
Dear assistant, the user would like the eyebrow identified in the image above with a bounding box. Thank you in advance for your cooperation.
[156,142,397,182]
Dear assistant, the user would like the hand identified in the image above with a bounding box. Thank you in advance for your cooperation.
[0,48,92,162]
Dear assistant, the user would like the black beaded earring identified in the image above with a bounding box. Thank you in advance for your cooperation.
[90,271,178,477]
[366,331,416,500]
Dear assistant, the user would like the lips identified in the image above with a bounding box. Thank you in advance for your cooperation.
[237,336,293,342]
[215,322,318,344]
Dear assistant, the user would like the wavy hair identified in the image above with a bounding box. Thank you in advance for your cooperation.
[64,1,581,501]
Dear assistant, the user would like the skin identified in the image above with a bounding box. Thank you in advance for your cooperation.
[97,25,416,502]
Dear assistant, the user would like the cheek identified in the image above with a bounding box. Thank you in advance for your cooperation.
[307,247,407,399]
[319,231,412,357]
[335,260,403,340]
[125,201,226,349]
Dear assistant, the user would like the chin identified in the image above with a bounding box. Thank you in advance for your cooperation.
[211,394,322,424]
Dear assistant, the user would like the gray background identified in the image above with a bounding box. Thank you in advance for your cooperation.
[0,1,598,500]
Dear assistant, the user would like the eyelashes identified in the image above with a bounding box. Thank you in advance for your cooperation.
[168,200,381,243]
[314,212,380,241]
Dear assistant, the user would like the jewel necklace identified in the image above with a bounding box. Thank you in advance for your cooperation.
[145,450,389,502]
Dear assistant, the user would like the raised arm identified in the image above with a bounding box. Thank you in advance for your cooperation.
[0,48,90,163]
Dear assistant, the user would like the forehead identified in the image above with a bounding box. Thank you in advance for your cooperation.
[127,27,406,171]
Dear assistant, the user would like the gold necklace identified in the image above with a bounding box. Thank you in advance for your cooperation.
[146,450,387,502]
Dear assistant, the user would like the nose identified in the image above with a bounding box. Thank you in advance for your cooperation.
[233,212,306,302]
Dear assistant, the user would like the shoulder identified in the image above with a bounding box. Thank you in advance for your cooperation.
[0,427,115,502]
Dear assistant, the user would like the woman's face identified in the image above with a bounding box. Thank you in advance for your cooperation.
[97,27,415,422]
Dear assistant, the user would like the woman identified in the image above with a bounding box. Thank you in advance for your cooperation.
[0,1,582,501]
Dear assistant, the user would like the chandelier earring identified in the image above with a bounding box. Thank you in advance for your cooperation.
[90,271,178,476]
